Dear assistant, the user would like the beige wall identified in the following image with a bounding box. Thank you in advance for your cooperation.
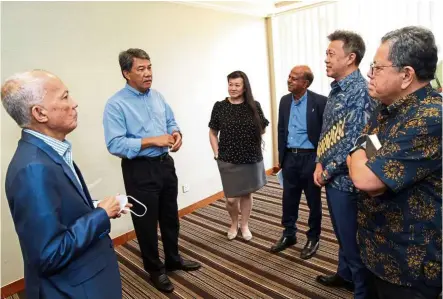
[1,1,272,285]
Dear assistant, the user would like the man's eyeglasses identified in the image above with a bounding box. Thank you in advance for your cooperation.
[369,62,400,76]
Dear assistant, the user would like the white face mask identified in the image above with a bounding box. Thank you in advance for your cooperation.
[116,195,147,217]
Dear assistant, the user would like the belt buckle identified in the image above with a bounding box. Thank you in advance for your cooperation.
[293,148,298,154]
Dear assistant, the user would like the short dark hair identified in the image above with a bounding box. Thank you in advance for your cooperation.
[118,48,150,80]
[327,30,366,66]
[381,26,437,82]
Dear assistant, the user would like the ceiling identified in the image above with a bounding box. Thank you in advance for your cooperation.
[176,1,330,17]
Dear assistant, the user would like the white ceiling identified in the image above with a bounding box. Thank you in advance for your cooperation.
[174,1,330,17]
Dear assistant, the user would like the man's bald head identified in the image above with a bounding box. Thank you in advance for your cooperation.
[1,70,56,127]
[287,65,314,97]
[290,65,314,86]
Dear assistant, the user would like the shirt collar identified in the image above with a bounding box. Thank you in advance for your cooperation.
[292,91,307,105]
[331,69,362,92]
[23,129,71,157]
[125,83,150,96]
[383,84,434,115]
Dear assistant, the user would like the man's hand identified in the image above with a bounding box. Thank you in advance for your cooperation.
[98,196,133,219]
[97,196,121,219]
[170,131,182,152]
[346,154,352,176]
[156,134,175,147]
[313,163,324,187]
[318,170,328,186]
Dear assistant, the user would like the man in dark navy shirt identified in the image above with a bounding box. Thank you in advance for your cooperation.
[348,26,442,299]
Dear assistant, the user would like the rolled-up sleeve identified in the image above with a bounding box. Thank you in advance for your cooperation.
[165,101,180,135]
[103,101,141,159]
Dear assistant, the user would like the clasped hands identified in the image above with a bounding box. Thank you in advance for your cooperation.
[156,131,182,152]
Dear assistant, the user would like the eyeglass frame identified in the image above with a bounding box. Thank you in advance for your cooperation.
[369,62,401,76]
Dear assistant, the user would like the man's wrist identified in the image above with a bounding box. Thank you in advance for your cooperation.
[349,144,364,157]
[321,171,329,182]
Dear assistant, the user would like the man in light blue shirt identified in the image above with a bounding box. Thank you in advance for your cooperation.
[103,48,200,293]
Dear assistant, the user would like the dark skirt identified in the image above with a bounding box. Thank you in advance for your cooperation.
[217,159,267,198]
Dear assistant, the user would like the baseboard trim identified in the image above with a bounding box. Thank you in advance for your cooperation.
[1,167,276,298]
[0,279,23,299]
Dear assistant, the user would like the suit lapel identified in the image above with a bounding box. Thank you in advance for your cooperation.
[21,131,91,208]
[284,95,292,141]
[74,163,94,208]
[306,91,315,133]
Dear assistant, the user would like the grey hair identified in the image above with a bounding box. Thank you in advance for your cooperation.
[328,30,366,66]
[382,26,437,81]
[118,48,150,81]
[1,71,47,127]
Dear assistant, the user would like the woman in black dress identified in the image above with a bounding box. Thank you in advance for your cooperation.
[209,71,269,241]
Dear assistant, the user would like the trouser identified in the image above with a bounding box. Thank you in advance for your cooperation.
[326,185,369,299]
[121,154,181,274]
[282,151,322,240]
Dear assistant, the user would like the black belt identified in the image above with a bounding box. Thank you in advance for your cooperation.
[286,148,316,153]
[134,153,169,161]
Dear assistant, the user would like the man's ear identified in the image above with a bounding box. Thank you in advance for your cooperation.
[347,53,357,67]
[31,105,48,123]
[401,66,414,90]
[122,70,131,81]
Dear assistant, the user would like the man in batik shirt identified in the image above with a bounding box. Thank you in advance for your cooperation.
[314,30,376,299]
[347,26,442,299]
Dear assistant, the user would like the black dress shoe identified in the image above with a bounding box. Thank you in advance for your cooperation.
[270,236,297,253]
[316,274,354,292]
[300,239,319,260]
[166,259,201,272]
[150,273,174,293]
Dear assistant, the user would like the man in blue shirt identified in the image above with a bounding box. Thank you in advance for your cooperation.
[103,48,201,293]
[271,65,327,260]
[314,31,376,298]
[348,26,442,299]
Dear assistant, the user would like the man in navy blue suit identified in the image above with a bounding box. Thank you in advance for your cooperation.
[271,65,327,259]
[2,70,129,299]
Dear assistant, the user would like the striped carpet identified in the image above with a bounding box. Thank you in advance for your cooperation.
[116,175,352,299]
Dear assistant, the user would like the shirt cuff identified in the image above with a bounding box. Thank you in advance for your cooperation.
[168,127,181,135]
[126,138,142,159]
[324,163,336,180]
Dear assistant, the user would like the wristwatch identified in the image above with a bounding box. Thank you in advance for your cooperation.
[321,171,329,182]
[349,144,364,156]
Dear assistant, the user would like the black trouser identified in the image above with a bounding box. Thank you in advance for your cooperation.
[121,154,181,274]
[369,271,441,299]
[281,151,322,240]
